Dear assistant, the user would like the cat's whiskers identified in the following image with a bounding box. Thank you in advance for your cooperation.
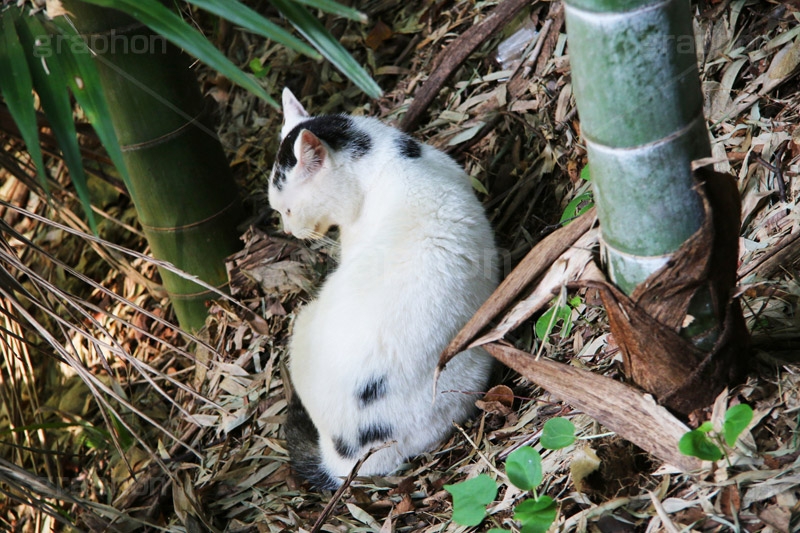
[306,230,341,250]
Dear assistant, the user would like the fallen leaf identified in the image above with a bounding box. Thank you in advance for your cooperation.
[366,20,393,50]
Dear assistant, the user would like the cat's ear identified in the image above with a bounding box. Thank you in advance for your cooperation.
[294,129,327,178]
[281,88,309,139]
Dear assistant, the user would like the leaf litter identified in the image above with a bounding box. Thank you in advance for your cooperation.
[1,0,800,532]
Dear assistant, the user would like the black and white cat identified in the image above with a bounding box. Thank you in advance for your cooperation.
[269,88,498,489]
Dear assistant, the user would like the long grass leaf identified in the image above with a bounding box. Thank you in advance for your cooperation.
[287,0,367,23]
[270,0,382,98]
[49,18,133,193]
[15,16,97,232]
[78,0,277,106]
[0,285,201,458]
[0,10,48,190]
[0,198,245,313]
[185,0,321,59]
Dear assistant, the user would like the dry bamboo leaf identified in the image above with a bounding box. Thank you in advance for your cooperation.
[483,343,700,471]
[438,208,597,369]
[469,228,598,349]
[649,491,681,533]
[758,505,792,533]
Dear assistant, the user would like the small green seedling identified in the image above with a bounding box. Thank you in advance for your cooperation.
[443,475,497,526]
[679,404,753,461]
[506,446,543,491]
[541,417,577,450]
[535,295,582,341]
[513,496,557,533]
[248,58,271,78]
[445,418,577,531]
[559,165,593,224]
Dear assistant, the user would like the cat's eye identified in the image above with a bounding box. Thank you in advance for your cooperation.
[286,209,292,216]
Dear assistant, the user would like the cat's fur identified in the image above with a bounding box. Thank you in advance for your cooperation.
[269,88,498,489]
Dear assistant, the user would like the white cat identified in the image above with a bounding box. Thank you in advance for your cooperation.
[269,88,498,489]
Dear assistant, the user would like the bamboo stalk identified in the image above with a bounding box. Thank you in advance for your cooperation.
[61,1,243,330]
[564,0,710,293]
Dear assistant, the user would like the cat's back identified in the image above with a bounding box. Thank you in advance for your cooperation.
[346,116,491,236]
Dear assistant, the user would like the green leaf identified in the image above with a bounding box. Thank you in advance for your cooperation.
[559,191,593,224]
[443,474,496,526]
[185,0,321,59]
[471,175,489,195]
[50,18,132,193]
[293,0,368,22]
[580,164,591,181]
[249,57,271,78]
[678,429,722,461]
[723,404,753,447]
[697,421,714,433]
[505,446,543,491]
[109,410,134,450]
[16,15,97,231]
[80,424,112,450]
[269,0,382,99]
[514,496,557,533]
[535,302,573,340]
[0,10,48,190]
[79,0,277,106]
[541,417,576,450]
[488,530,511,533]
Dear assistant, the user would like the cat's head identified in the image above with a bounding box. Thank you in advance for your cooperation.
[268,88,339,240]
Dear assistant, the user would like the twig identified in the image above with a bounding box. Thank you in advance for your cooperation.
[453,422,507,481]
[771,139,790,207]
[309,442,392,533]
[448,114,505,158]
[738,230,800,279]
[399,0,531,132]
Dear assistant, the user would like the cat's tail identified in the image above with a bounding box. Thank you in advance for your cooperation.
[285,393,340,490]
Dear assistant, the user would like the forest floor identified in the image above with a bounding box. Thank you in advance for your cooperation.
[2,0,800,532]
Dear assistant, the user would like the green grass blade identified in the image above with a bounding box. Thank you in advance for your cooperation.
[79,0,278,107]
[292,0,368,23]
[50,18,132,193]
[185,0,321,59]
[0,10,48,191]
[15,15,97,232]
[270,0,382,98]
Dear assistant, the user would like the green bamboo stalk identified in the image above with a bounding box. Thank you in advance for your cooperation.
[61,1,243,330]
[564,0,718,346]
[565,0,710,290]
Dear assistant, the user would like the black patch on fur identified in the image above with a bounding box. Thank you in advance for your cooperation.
[272,164,286,190]
[359,423,393,447]
[272,115,372,187]
[285,393,339,490]
[358,376,387,406]
[333,436,358,459]
[349,130,372,158]
[396,135,422,158]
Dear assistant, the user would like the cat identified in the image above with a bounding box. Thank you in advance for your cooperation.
[269,88,499,489]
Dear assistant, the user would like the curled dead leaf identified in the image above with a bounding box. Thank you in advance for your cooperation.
[484,384,514,407]
[570,445,601,493]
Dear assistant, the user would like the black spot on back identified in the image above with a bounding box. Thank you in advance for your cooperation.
[359,423,393,447]
[396,135,422,158]
[358,376,387,407]
[333,436,358,459]
[272,115,372,187]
